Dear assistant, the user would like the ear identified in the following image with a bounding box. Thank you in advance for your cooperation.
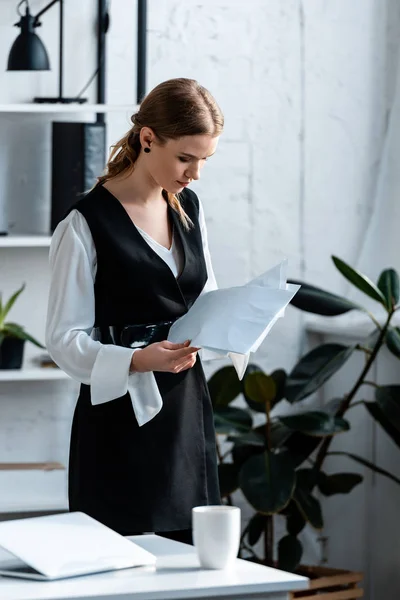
[139,126,156,148]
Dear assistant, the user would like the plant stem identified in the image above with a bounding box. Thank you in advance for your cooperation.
[313,310,393,473]
[362,380,379,389]
[215,435,224,463]
[264,399,273,564]
[215,435,233,506]
[266,399,271,451]
[355,344,372,355]
[264,515,274,566]
[241,540,260,561]
[364,310,382,330]
[347,400,364,410]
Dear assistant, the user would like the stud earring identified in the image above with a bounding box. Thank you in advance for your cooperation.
[144,147,151,153]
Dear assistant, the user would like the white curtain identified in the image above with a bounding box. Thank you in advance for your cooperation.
[349,41,400,326]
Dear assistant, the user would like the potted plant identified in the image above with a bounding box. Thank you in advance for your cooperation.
[209,256,400,599]
[0,284,45,369]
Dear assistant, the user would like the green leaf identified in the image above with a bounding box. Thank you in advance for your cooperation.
[271,369,287,403]
[296,467,319,489]
[293,471,323,529]
[244,371,276,404]
[228,430,266,448]
[242,365,274,413]
[218,463,239,497]
[214,406,252,434]
[278,411,350,437]
[285,344,355,403]
[317,472,363,496]
[287,279,361,316]
[377,268,400,310]
[239,450,296,514]
[208,366,242,408]
[3,324,44,348]
[0,284,25,324]
[285,501,306,536]
[332,256,387,307]
[375,386,400,432]
[364,401,400,450]
[247,513,267,546]
[283,432,321,467]
[278,535,303,572]
[268,421,292,449]
[2,324,24,338]
[386,328,400,360]
[244,370,277,411]
[232,443,264,470]
[328,451,400,486]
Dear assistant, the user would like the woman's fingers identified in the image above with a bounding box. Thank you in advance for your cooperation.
[174,357,197,373]
[162,340,190,350]
[162,340,200,359]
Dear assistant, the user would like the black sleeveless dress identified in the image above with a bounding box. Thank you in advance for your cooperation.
[67,185,220,535]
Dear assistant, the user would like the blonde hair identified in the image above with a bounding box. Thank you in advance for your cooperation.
[98,78,224,230]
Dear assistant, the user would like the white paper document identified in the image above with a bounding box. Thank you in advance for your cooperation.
[168,259,300,358]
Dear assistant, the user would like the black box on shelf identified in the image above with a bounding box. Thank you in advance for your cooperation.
[51,122,106,232]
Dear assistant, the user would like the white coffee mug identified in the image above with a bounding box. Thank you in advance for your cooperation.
[192,505,241,569]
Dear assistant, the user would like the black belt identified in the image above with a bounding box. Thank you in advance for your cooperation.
[93,320,175,349]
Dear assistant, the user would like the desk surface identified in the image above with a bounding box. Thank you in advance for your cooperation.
[0,534,308,600]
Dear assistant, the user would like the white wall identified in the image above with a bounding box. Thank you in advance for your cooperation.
[0,0,399,597]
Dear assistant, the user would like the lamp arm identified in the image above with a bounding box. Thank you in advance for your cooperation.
[32,0,64,99]
[34,0,60,23]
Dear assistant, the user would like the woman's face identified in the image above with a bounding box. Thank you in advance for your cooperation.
[141,130,219,194]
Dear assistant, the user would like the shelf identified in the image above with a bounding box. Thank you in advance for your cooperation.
[0,235,51,247]
[0,462,64,471]
[0,103,139,114]
[0,369,70,382]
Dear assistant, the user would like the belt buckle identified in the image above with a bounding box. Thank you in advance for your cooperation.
[120,324,154,349]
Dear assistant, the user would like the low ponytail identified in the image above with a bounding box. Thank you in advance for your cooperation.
[97,129,141,186]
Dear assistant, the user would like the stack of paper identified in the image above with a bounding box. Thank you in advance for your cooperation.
[168,260,300,360]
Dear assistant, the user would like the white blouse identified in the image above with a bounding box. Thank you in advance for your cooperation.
[45,200,248,427]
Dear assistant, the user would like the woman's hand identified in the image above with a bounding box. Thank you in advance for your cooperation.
[130,340,199,374]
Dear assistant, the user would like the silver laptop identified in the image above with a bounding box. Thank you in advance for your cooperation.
[0,511,156,580]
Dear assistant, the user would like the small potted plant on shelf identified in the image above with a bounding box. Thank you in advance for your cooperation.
[0,284,45,369]
[209,256,400,600]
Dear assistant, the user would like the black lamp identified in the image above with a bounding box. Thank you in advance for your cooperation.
[7,0,87,104]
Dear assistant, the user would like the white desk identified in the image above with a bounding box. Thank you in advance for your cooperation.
[0,534,309,600]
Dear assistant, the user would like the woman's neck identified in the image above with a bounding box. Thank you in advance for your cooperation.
[104,163,164,207]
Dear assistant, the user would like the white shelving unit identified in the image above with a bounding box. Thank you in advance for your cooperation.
[0,369,70,382]
[0,235,51,247]
[0,102,120,513]
[0,103,139,114]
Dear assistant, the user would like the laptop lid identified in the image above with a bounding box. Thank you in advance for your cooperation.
[0,511,156,580]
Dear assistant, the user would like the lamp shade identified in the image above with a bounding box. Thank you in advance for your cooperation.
[7,12,50,71]
[7,32,50,71]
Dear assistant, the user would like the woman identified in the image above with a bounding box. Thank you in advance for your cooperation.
[46,78,247,544]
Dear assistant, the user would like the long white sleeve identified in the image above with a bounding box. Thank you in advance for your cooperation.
[198,202,250,379]
[45,210,161,427]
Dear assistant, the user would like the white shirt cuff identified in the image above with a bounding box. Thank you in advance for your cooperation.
[90,344,135,404]
[91,344,164,427]
[127,371,163,427]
